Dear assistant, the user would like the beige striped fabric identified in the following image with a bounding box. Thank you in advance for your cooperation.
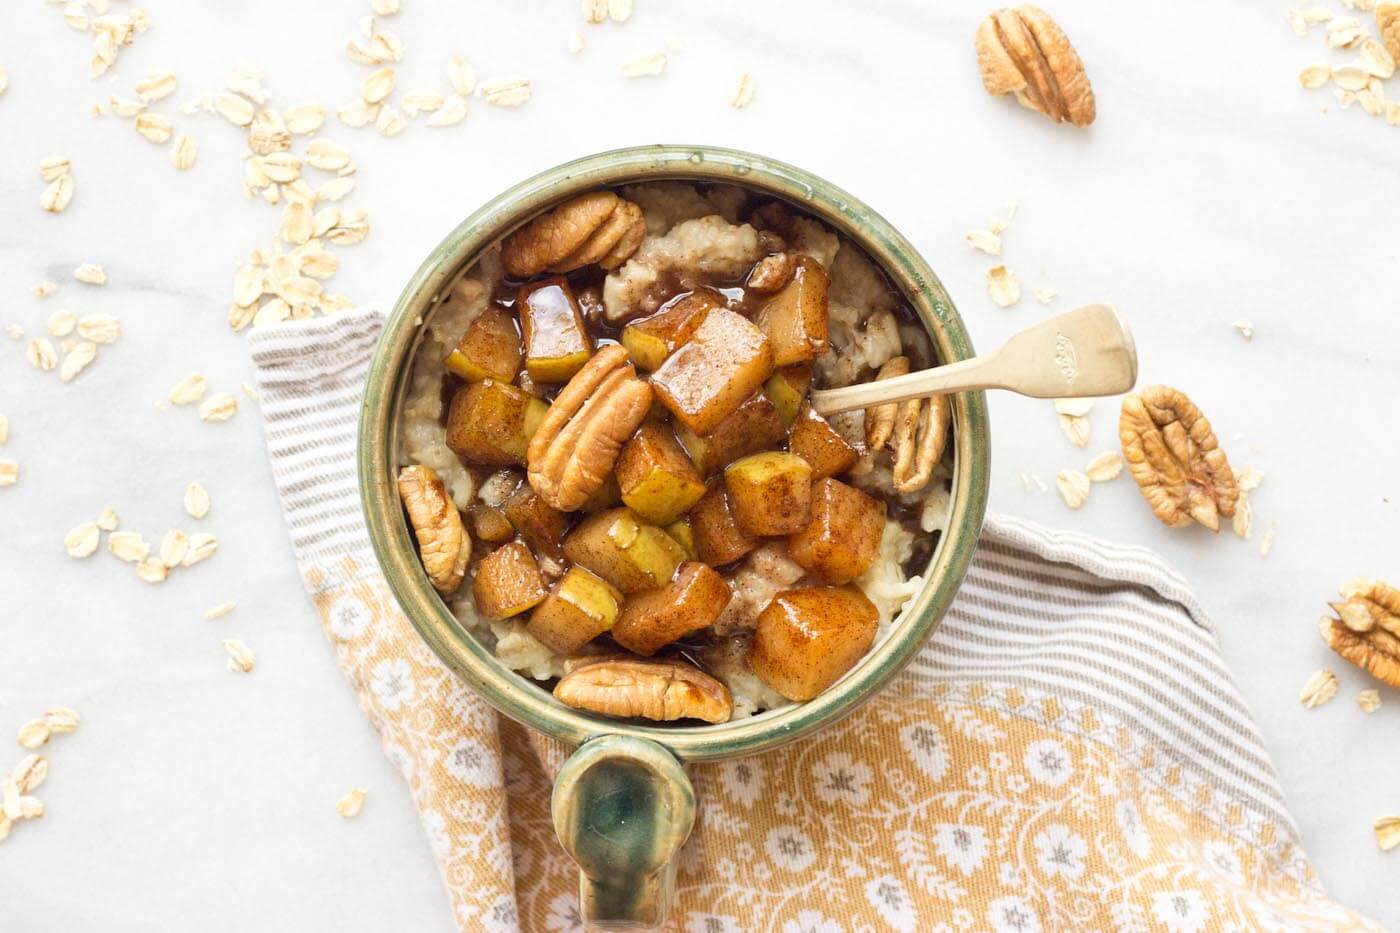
[250,309,1372,932]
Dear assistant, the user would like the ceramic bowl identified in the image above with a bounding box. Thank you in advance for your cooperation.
[358,145,990,928]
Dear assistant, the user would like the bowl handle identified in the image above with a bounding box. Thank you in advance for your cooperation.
[551,734,695,930]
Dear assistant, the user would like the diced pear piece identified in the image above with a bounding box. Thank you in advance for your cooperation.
[753,256,829,366]
[787,478,884,584]
[613,562,732,656]
[665,519,696,559]
[650,307,774,435]
[503,484,571,557]
[472,541,548,619]
[675,390,786,478]
[519,277,593,384]
[723,452,813,536]
[763,364,813,427]
[689,484,760,566]
[445,380,549,467]
[616,422,707,525]
[444,306,522,383]
[526,566,623,654]
[468,505,516,544]
[562,507,686,594]
[788,405,857,479]
[620,291,718,371]
[749,585,878,701]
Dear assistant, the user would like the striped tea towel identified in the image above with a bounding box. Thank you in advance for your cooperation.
[251,308,1374,932]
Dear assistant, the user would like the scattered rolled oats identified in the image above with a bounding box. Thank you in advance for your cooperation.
[74,264,107,286]
[965,229,1002,255]
[447,57,477,96]
[27,338,58,372]
[204,601,236,621]
[426,95,467,127]
[1300,668,1339,708]
[986,265,1020,307]
[64,522,101,558]
[48,310,77,337]
[730,72,755,109]
[1376,815,1400,851]
[480,76,531,107]
[1085,450,1123,482]
[59,341,98,383]
[169,134,197,171]
[96,507,119,531]
[224,639,255,673]
[183,532,218,566]
[361,66,395,105]
[621,51,667,78]
[136,555,169,583]
[108,531,149,563]
[1056,469,1090,509]
[184,482,210,519]
[77,314,120,343]
[168,373,207,405]
[199,393,238,423]
[1357,688,1382,712]
[159,530,189,567]
[0,460,17,487]
[17,721,50,750]
[337,787,367,818]
[40,174,75,213]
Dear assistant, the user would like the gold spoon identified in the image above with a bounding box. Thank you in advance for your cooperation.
[810,304,1138,416]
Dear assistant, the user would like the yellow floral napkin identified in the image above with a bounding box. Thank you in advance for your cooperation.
[252,309,1374,932]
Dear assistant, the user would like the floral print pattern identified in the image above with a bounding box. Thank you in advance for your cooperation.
[303,558,1376,932]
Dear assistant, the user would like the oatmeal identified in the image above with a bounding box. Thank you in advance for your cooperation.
[396,182,953,722]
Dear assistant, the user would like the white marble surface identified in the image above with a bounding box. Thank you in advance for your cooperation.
[3,0,1398,929]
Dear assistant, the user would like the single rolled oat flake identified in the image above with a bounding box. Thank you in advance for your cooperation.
[965,228,1001,255]
[109,531,150,563]
[1299,668,1338,708]
[135,112,173,143]
[199,393,238,423]
[136,70,177,102]
[1034,287,1058,305]
[730,72,755,109]
[480,76,531,107]
[224,639,255,673]
[1299,64,1332,88]
[426,95,467,127]
[607,0,633,22]
[1357,689,1382,712]
[96,507,119,531]
[2,778,20,821]
[60,341,98,383]
[17,720,50,750]
[568,31,586,54]
[215,92,255,126]
[183,533,219,566]
[337,788,367,818]
[361,67,395,105]
[136,555,169,583]
[447,57,477,96]
[285,102,326,135]
[13,755,47,794]
[987,265,1020,307]
[0,460,17,487]
[168,373,207,405]
[64,522,101,558]
[77,315,120,343]
[0,415,8,444]
[26,338,58,372]
[582,0,607,24]
[621,51,667,78]
[1375,816,1400,851]
[34,281,58,299]
[40,174,75,213]
[170,134,197,171]
[42,708,79,733]
[204,601,236,621]
[1058,414,1090,448]
[1085,450,1123,482]
[39,156,72,182]
[184,482,210,519]
[159,529,189,568]
[1056,469,1090,509]
[48,310,77,337]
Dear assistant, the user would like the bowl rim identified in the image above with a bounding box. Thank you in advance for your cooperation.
[358,144,990,762]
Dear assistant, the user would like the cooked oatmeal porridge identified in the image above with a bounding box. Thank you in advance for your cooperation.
[396,182,953,722]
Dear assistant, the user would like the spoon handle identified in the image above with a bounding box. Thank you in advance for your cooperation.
[810,304,1138,417]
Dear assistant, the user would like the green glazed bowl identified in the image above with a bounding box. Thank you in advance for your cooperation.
[358,145,990,929]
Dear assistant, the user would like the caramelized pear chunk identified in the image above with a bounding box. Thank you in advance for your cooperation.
[749,585,878,701]
[613,562,732,656]
[665,519,696,559]
[518,277,593,384]
[689,484,760,566]
[675,391,786,478]
[444,306,521,383]
[753,255,829,366]
[502,485,571,557]
[562,507,686,594]
[616,422,707,525]
[620,291,719,371]
[472,541,548,620]
[650,307,774,435]
[723,452,813,536]
[468,505,516,544]
[788,405,857,479]
[787,478,885,584]
[445,380,549,467]
[763,364,813,427]
[526,566,622,654]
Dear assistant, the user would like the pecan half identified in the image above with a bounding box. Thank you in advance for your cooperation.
[1320,579,1400,688]
[1119,386,1237,531]
[976,5,1096,126]
[501,192,646,278]
[1379,4,1400,61]
[527,344,653,511]
[397,464,470,593]
[864,356,910,451]
[890,392,951,494]
[553,658,733,723]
